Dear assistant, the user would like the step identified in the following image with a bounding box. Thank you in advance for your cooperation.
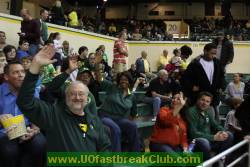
[133,91,146,102]
[136,103,153,117]
[135,116,155,139]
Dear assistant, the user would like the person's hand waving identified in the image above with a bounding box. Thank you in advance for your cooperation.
[173,92,187,115]
[29,45,56,74]
[66,53,79,74]
[33,45,56,66]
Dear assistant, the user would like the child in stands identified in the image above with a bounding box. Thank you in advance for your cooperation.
[225,97,242,142]
[17,39,29,62]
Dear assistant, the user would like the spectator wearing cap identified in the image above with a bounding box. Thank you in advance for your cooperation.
[213,31,234,72]
[76,68,102,106]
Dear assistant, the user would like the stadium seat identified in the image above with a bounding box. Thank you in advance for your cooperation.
[218,104,231,124]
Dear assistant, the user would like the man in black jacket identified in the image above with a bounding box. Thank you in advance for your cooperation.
[213,31,234,72]
[19,9,40,56]
[181,43,224,119]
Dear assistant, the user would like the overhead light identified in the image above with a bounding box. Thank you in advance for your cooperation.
[103,0,108,2]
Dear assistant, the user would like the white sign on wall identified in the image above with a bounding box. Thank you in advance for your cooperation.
[0,0,10,14]
[164,21,181,34]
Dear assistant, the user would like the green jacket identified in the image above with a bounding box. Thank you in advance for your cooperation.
[100,80,137,118]
[40,19,48,42]
[17,72,110,152]
[102,53,108,64]
[186,106,224,141]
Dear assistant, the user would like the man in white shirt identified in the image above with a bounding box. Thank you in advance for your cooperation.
[181,43,224,120]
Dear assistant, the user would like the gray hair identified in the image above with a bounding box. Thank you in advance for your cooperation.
[55,0,62,7]
[158,69,168,77]
[65,81,89,96]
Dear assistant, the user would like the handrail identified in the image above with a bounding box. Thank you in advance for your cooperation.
[198,139,249,167]
[227,152,248,167]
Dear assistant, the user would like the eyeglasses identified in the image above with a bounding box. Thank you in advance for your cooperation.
[69,92,87,98]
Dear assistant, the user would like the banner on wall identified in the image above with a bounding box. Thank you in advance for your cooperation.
[164,20,189,38]
[164,21,181,34]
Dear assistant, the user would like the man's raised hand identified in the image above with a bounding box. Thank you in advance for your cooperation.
[30,45,56,74]
[33,45,56,66]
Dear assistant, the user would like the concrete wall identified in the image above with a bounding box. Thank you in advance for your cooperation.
[22,1,41,18]
[106,6,130,19]
[0,13,250,74]
[0,0,10,14]
[127,41,250,74]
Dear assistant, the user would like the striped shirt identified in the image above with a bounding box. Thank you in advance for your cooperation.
[113,39,127,64]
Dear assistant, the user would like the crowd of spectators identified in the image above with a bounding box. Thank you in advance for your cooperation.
[43,0,250,42]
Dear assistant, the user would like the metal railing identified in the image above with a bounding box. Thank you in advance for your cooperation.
[197,139,250,167]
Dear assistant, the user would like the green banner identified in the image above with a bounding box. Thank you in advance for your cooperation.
[47,152,203,166]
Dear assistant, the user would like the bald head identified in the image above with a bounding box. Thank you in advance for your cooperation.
[158,69,168,77]
[141,51,147,58]
[20,9,32,21]
[65,81,89,96]
[163,50,168,57]
[158,69,168,81]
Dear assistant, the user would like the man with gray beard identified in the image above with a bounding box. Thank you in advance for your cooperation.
[16,45,110,152]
